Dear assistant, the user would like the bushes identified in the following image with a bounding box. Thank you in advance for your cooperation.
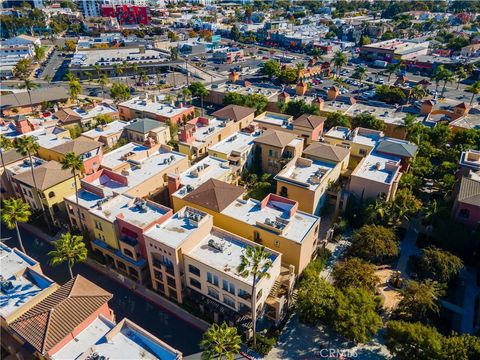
[249,334,277,355]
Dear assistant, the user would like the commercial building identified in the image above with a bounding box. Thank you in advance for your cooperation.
[124,118,171,146]
[175,182,320,275]
[252,129,304,174]
[101,4,151,26]
[12,160,80,226]
[359,38,430,61]
[212,47,243,63]
[0,35,39,78]
[118,96,195,125]
[275,149,347,215]
[38,137,104,175]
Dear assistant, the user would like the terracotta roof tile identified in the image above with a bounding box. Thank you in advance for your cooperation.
[303,142,350,163]
[184,178,244,212]
[50,138,103,155]
[212,104,255,121]
[293,114,326,129]
[253,129,298,148]
[13,160,74,190]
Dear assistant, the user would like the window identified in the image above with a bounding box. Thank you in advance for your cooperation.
[223,295,236,309]
[123,248,134,258]
[117,262,127,271]
[238,288,250,300]
[190,278,202,290]
[256,289,263,301]
[189,264,201,276]
[359,148,367,156]
[167,276,176,289]
[48,191,55,198]
[95,221,103,231]
[239,302,250,312]
[222,279,229,291]
[208,286,219,300]
[274,239,280,248]
[280,186,288,197]
[154,270,163,281]
[459,208,470,219]
[207,272,218,286]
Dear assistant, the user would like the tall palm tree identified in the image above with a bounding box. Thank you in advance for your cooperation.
[122,60,130,86]
[0,135,13,173]
[332,51,347,78]
[386,62,401,84]
[432,65,446,93]
[97,74,109,100]
[132,63,139,84]
[237,246,273,347]
[353,67,367,83]
[113,63,123,80]
[19,79,39,113]
[1,198,31,253]
[60,152,84,226]
[94,64,102,79]
[170,47,179,61]
[439,68,454,97]
[69,79,82,104]
[466,81,480,105]
[48,232,88,279]
[455,67,467,90]
[199,322,242,360]
[181,88,192,104]
[14,136,50,229]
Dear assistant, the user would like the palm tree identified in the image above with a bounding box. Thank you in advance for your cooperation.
[19,79,39,113]
[407,85,426,104]
[132,63,139,84]
[170,47,179,61]
[122,60,130,86]
[189,82,210,116]
[199,322,242,360]
[455,67,467,90]
[97,74,108,100]
[0,135,13,173]
[439,68,454,97]
[64,72,77,82]
[353,67,367,83]
[386,62,401,84]
[181,88,192,104]
[48,232,88,279]
[69,79,82,104]
[237,245,273,347]
[15,136,50,228]
[1,198,31,253]
[332,51,347,78]
[113,63,123,80]
[60,152,84,225]
[94,64,102,78]
[432,65,447,93]
[466,81,480,105]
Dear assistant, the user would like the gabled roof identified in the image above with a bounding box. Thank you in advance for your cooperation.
[293,114,326,129]
[50,138,102,155]
[253,129,298,148]
[0,87,69,110]
[211,104,255,121]
[10,275,112,355]
[1,149,25,166]
[455,102,468,109]
[124,118,166,134]
[183,178,244,212]
[457,176,480,207]
[376,139,418,158]
[303,142,350,163]
[53,108,81,124]
[13,160,74,190]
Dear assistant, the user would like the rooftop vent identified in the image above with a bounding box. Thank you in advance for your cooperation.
[208,239,225,252]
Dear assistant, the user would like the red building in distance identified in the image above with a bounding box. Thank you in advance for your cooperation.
[101,5,150,26]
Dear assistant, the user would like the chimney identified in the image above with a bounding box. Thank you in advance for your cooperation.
[167,174,181,195]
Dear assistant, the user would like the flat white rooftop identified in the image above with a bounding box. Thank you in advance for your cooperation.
[324,126,350,140]
[145,207,208,249]
[34,127,72,149]
[187,229,279,284]
[276,158,334,190]
[353,152,401,184]
[0,243,37,279]
[5,156,45,176]
[90,194,170,227]
[222,198,318,244]
[72,48,167,67]
[190,118,226,144]
[70,103,118,120]
[81,120,129,139]
[254,112,293,129]
[65,188,104,210]
[120,97,191,119]
[208,131,258,155]
[173,156,230,198]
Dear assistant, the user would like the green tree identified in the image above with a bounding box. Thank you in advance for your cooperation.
[113,63,123,79]
[333,257,379,293]
[230,24,241,41]
[352,67,367,83]
[386,62,401,84]
[68,79,82,103]
[456,67,467,90]
[18,79,38,114]
[351,112,386,130]
[15,136,50,228]
[325,111,350,129]
[466,81,480,106]
[349,224,399,264]
[407,85,426,104]
[110,82,131,103]
[279,67,299,84]
[439,68,454,97]
[376,85,407,104]
[170,46,179,60]
[189,82,209,116]
[13,58,32,80]
[395,280,443,323]
[97,74,109,99]
[199,322,242,360]
[385,321,443,360]
[48,232,87,279]
[261,60,281,79]
[332,50,347,77]
[417,247,463,283]
[60,152,83,226]
[334,287,382,343]
[1,198,31,253]
[33,45,45,62]
[64,39,76,52]
[297,276,336,325]
[245,173,274,200]
[441,334,480,360]
[280,99,320,118]
[237,246,273,347]
[0,135,13,173]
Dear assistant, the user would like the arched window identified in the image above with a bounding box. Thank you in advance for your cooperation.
[48,191,55,198]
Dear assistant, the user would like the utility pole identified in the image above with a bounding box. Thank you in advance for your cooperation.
[185,57,190,86]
